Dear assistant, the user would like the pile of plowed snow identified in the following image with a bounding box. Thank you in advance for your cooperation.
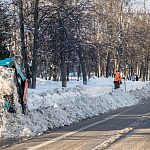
[0,67,14,102]
[0,67,21,136]
[0,76,150,138]
[0,67,19,109]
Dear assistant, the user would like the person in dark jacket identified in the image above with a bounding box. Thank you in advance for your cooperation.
[135,75,139,81]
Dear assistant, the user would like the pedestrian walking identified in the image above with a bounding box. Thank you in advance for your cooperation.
[135,75,139,81]
[114,70,122,89]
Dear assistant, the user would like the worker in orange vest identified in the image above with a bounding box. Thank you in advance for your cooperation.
[114,70,122,89]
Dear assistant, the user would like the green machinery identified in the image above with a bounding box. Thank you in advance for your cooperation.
[0,58,28,114]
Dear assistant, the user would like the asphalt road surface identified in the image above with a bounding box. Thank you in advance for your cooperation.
[1,98,150,150]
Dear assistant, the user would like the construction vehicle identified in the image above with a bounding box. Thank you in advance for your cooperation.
[0,58,28,114]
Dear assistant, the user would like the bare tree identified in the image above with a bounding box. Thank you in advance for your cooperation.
[32,0,39,88]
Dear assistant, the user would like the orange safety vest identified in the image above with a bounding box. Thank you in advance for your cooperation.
[114,72,121,82]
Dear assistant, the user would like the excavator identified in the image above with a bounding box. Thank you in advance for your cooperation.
[0,58,28,114]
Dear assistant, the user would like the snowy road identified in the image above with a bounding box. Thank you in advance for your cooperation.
[1,98,150,150]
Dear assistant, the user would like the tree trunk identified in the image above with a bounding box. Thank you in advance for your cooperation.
[77,64,81,81]
[78,48,87,85]
[88,71,91,79]
[19,0,30,81]
[146,54,149,81]
[32,0,39,89]
[106,50,111,77]
[81,61,87,85]
[67,63,69,81]
[140,63,143,79]
[60,50,67,87]
[143,65,146,81]
[95,62,100,77]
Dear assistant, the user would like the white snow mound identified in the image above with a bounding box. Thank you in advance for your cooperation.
[0,77,150,138]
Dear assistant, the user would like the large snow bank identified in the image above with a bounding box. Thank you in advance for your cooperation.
[0,67,19,110]
[0,67,15,102]
[0,67,21,137]
[0,77,150,138]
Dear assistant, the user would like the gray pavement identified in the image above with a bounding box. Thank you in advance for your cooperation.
[107,119,150,150]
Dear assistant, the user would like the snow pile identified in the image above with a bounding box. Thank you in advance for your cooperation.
[0,67,21,137]
[129,83,150,102]
[0,67,14,102]
[0,77,150,138]
[0,67,19,108]
[123,80,149,91]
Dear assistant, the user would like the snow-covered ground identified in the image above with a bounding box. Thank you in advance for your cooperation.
[0,76,150,139]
